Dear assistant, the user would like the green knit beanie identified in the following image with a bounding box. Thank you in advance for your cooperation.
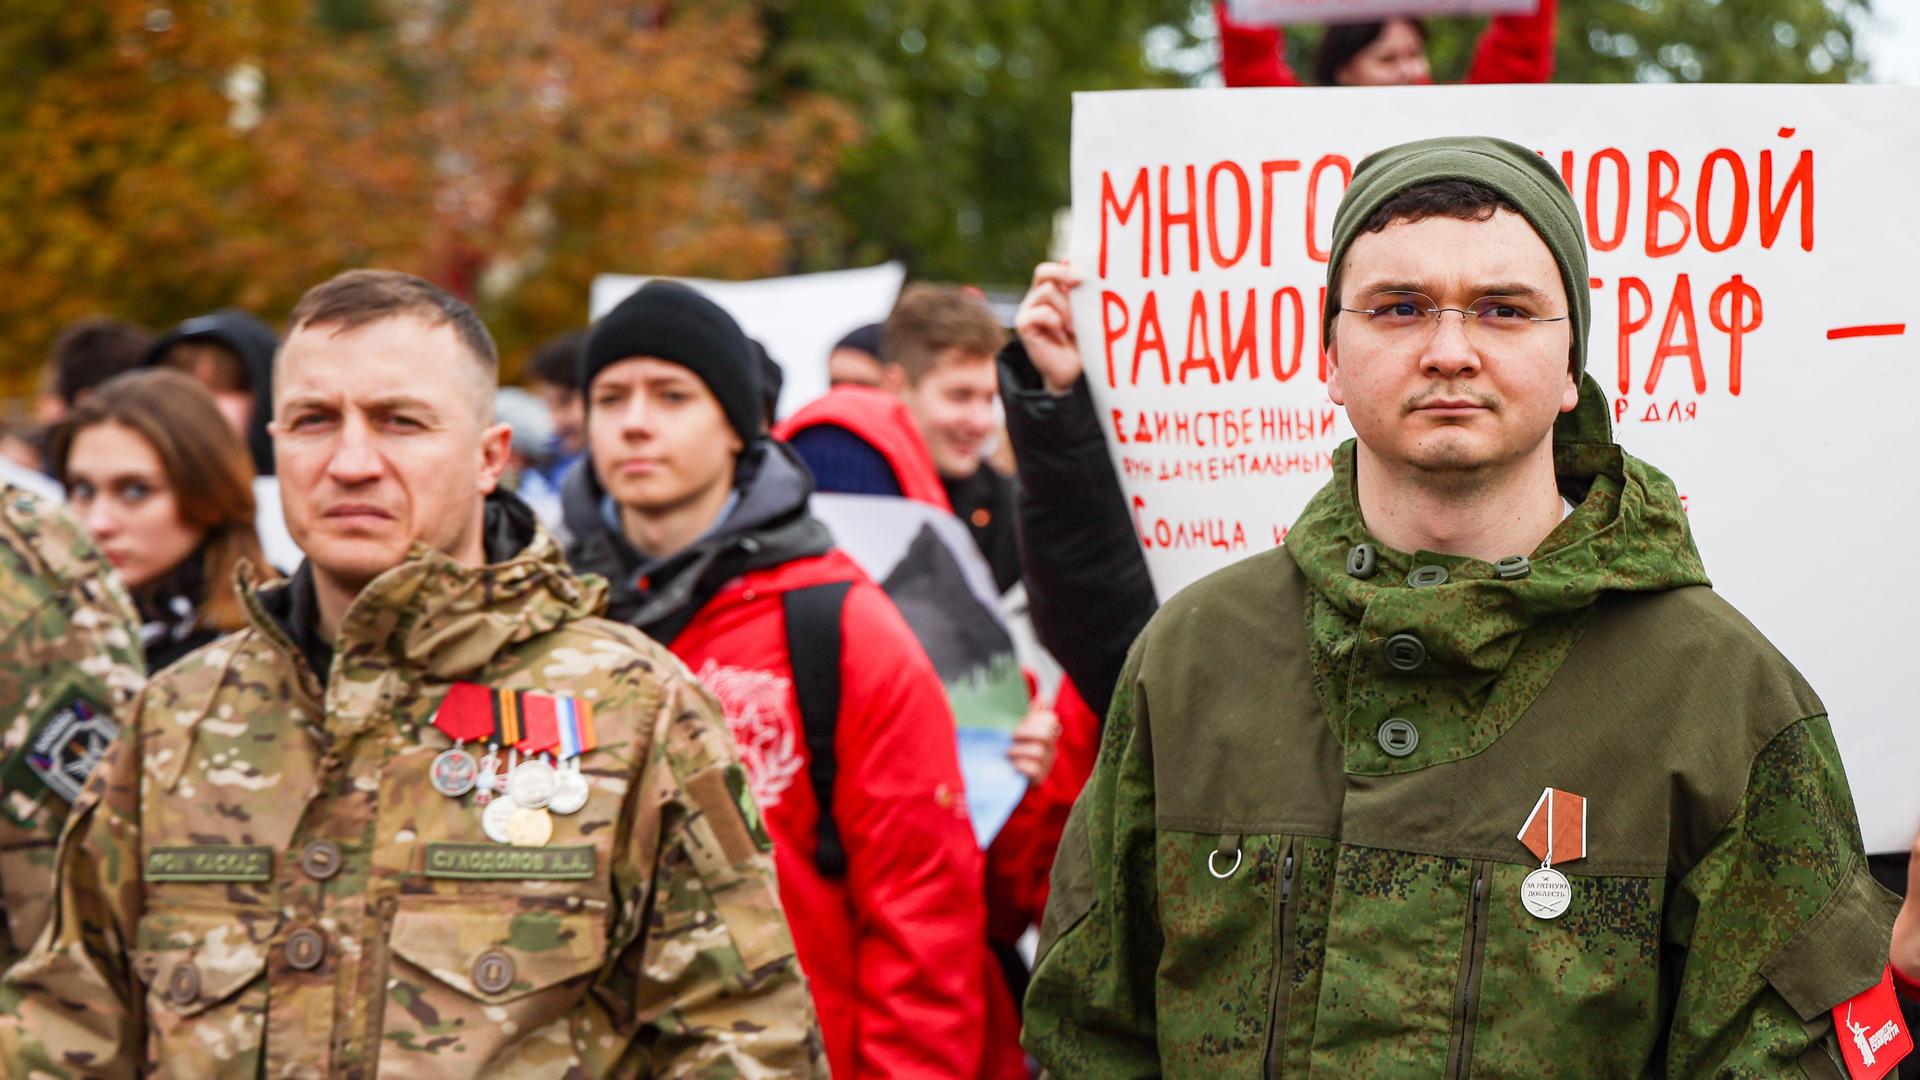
[1322,135,1590,378]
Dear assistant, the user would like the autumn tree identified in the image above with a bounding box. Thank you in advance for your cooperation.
[0,0,855,397]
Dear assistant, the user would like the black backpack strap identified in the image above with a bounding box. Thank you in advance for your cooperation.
[783,581,852,877]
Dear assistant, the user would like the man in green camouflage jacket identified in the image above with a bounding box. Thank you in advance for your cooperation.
[1019,136,1903,1076]
[0,484,145,970]
[1,270,824,1077]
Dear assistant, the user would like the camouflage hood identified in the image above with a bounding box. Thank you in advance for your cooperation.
[244,492,608,697]
[1287,375,1709,769]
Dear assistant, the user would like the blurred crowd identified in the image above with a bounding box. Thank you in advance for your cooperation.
[3,7,1917,1078]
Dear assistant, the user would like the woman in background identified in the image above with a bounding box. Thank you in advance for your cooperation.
[53,369,272,670]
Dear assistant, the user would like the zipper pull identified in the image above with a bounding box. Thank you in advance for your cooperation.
[1281,851,1295,904]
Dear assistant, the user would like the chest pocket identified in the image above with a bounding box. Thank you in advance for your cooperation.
[134,906,275,1078]
[377,900,608,1077]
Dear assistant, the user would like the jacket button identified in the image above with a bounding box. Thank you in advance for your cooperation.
[1408,565,1449,588]
[1377,717,1420,757]
[473,950,516,995]
[285,928,326,971]
[1346,544,1378,579]
[1382,634,1427,672]
[300,840,343,881]
[1494,555,1532,580]
[165,962,201,1007]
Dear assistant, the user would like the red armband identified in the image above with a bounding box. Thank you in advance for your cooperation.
[1834,966,1912,1080]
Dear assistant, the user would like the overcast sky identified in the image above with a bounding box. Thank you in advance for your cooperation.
[1862,0,1920,83]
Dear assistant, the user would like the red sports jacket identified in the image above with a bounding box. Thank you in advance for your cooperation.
[669,549,988,1078]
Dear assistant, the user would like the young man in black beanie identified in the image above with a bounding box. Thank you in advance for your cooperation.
[562,279,992,1078]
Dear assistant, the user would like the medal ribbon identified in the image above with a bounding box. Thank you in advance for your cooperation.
[492,689,524,749]
[433,683,494,742]
[520,692,561,758]
[556,697,599,761]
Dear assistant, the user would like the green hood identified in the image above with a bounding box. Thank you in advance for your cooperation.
[1288,375,1709,774]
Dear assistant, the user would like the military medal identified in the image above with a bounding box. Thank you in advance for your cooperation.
[549,768,590,816]
[1516,787,1586,920]
[430,683,494,798]
[507,757,558,809]
[547,696,598,816]
[481,793,519,844]
[473,748,500,806]
[510,692,562,810]
[430,747,478,797]
[506,805,554,847]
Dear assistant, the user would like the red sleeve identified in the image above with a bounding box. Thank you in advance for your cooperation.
[1464,0,1557,84]
[1216,1,1302,87]
[983,676,1104,941]
[1896,960,1920,1001]
[832,581,986,1079]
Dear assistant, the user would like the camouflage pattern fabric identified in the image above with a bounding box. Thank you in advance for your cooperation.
[1024,377,1899,1076]
[0,519,824,1077]
[0,483,144,970]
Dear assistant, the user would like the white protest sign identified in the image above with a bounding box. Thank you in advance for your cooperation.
[1226,0,1535,26]
[591,263,906,420]
[1070,85,1920,852]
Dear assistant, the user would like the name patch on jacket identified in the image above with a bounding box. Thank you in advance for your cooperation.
[0,691,117,810]
[424,843,596,880]
[147,845,274,882]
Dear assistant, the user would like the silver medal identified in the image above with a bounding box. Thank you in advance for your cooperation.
[548,765,590,815]
[475,749,500,793]
[481,793,518,844]
[1520,866,1572,920]
[507,757,558,809]
[429,746,478,797]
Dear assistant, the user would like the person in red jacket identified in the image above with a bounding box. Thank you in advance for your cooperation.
[562,280,987,1079]
[1216,0,1556,88]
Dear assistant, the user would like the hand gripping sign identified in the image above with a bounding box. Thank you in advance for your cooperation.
[1067,84,1920,853]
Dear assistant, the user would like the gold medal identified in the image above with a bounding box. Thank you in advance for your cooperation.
[481,794,518,844]
[506,805,553,847]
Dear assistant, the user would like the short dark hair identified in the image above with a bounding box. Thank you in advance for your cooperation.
[50,318,153,407]
[527,329,587,390]
[881,284,1006,384]
[1314,18,1427,86]
[285,270,498,369]
[1358,179,1519,237]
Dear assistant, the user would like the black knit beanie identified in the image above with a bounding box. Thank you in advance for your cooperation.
[1324,135,1590,379]
[582,280,760,442]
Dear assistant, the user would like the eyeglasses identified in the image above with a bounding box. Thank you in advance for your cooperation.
[1337,292,1568,343]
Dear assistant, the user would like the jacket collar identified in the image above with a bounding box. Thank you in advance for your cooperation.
[245,491,605,708]
[1286,375,1709,771]
[563,438,834,642]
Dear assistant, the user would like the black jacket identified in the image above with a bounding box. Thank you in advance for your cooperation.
[996,339,1156,718]
[560,439,833,643]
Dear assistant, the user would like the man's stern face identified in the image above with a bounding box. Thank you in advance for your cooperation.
[1327,209,1577,482]
[272,315,509,596]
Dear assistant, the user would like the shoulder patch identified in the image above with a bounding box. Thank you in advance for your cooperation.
[0,690,117,812]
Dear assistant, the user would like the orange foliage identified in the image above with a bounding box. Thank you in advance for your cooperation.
[0,0,857,400]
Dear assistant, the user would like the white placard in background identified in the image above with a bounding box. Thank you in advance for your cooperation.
[1070,84,1919,851]
[1226,0,1536,26]
[591,263,906,420]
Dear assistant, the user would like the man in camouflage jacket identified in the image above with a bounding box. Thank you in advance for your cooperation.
[0,484,145,970]
[0,270,824,1077]
[1018,137,1903,1076]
